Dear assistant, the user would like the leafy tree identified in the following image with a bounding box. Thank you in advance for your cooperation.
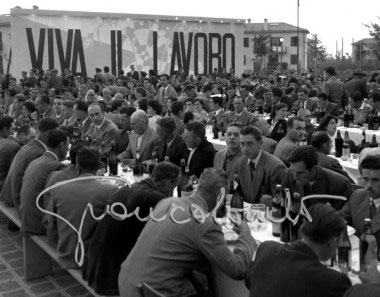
[307,34,328,65]
[252,33,270,71]
[365,17,380,61]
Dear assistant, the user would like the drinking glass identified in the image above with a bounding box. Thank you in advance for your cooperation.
[247,204,268,232]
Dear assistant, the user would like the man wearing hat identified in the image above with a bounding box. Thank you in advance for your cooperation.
[323,66,348,108]
[346,69,368,99]
[47,69,63,91]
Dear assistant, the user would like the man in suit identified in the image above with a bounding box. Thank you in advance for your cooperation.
[61,100,76,127]
[20,129,68,235]
[154,117,186,166]
[118,168,256,297]
[234,126,286,204]
[346,69,368,99]
[274,116,306,165]
[293,89,318,113]
[35,94,56,120]
[183,121,216,178]
[368,91,380,116]
[311,131,354,182]
[86,103,119,147]
[46,69,63,90]
[207,95,225,130]
[156,74,177,108]
[240,84,256,109]
[251,117,277,154]
[272,87,293,110]
[341,155,380,253]
[323,66,348,108]
[246,203,351,297]
[282,146,353,209]
[53,97,65,125]
[223,96,255,126]
[170,101,185,136]
[0,118,59,208]
[83,162,180,296]
[297,109,315,145]
[127,64,140,81]
[0,124,37,191]
[214,122,243,180]
[349,91,371,125]
[317,92,340,117]
[117,110,157,163]
[43,146,118,269]
[116,106,136,154]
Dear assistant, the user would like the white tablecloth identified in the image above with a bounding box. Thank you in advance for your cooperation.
[337,127,380,145]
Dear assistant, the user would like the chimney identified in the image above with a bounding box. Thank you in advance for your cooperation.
[33,5,39,10]
[263,18,268,31]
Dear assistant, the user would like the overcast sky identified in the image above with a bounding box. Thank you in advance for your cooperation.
[2,0,380,55]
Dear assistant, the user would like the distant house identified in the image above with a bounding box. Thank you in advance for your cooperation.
[351,38,378,63]
[243,19,309,73]
[0,14,11,75]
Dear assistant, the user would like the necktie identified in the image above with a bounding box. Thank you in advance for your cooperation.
[249,161,256,179]
[370,201,377,219]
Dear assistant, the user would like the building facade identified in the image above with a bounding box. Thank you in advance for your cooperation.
[351,38,378,64]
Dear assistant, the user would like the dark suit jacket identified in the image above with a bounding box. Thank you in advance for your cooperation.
[116,129,130,154]
[234,151,287,203]
[0,138,46,208]
[83,179,165,296]
[293,98,318,113]
[344,284,380,297]
[155,134,186,166]
[213,148,243,180]
[324,78,348,107]
[207,109,225,130]
[223,109,254,126]
[20,152,65,235]
[346,78,368,99]
[156,85,177,106]
[0,136,21,191]
[246,241,351,297]
[183,139,216,178]
[282,165,353,209]
[324,102,340,117]
[317,152,353,183]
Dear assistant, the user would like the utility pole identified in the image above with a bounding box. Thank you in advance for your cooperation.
[296,0,300,74]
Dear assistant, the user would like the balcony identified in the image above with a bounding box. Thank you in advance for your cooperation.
[269,46,287,54]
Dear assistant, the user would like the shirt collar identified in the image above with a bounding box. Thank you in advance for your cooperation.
[215,108,222,116]
[358,102,365,111]
[35,138,47,150]
[371,197,380,209]
[247,149,262,166]
[96,117,106,129]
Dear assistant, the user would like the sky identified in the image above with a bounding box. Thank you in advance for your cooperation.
[1,0,380,56]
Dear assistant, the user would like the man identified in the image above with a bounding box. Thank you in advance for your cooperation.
[61,100,75,127]
[154,117,186,166]
[297,109,314,144]
[274,116,306,165]
[44,146,118,269]
[103,66,116,86]
[106,100,123,125]
[282,146,353,209]
[86,103,119,147]
[207,95,225,129]
[118,168,256,297]
[346,69,368,99]
[117,110,156,163]
[101,87,114,108]
[272,87,293,110]
[317,92,340,117]
[46,69,63,90]
[246,203,351,297]
[116,106,136,154]
[9,94,25,119]
[293,88,318,113]
[234,126,286,203]
[223,96,254,126]
[156,74,177,107]
[214,122,243,180]
[0,124,37,191]
[29,88,40,102]
[311,131,353,182]
[73,100,92,135]
[170,101,185,135]
[20,129,68,235]
[323,66,348,108]
[240,84,256,108]
[127,64,140,81]
[53,96,64,125]
[0,116,15,140]
[368,91,380,115]
[84,162,180,296]
[341,155,380,252]
[0,118,59,208]
[35,94,56,120]
[183,121,216,178]
[349,91,371,125]
[251,117,277,154]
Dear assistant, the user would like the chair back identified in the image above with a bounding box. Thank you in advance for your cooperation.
[137,282,166,297]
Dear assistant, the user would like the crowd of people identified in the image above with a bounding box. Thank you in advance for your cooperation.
[1,64,380,297]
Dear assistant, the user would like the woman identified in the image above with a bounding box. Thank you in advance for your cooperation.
[17,101,38,128]
[193,98,208,125]
[85,89,97,103]
[147,99,162,131]
[225,86,236,112]
[270,103,288,142]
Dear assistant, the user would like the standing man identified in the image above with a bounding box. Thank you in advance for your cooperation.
[346,69,368,99]
[323,66,348,108]
[234,126,286,203]
[127,64,140,81]
[207,95,225,129]
[156,74,177,108]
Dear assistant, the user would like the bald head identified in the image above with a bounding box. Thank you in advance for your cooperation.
[131,110,149,135]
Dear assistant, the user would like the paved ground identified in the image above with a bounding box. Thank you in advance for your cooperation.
[0,213,94,297]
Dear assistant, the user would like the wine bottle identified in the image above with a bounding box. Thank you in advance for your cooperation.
[337,223,352,270]
[360,218,373,270]
[280,188,291,243]
[358,130,368,153]
[212,118,219,139]
[230,175,244,219]
[108,141,118,176]
[272,185,283,237]
[341,131,351,161]
[289,192,301,242]
[370,134,379,148]
[335,130,343,158]
[133,149,144,176]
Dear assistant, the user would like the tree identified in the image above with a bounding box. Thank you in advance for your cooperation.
[252,33,270,72]
[307,34,328,66]
[365,17,380,61]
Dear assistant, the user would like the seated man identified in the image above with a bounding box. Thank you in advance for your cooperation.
[251,117,277,154]
[83,162,180,296]
[223,96,255,126]
[274,116,306,165]
[214,122,243,180]
[311,131,353,182]
[349,91,371,126]
[246,203,351,297]
[317,92,340,117]
[43,146,118,269]
[297,109,314,145]
[118,168,256,297]
[183,121,216,178]
[207,95,225,129]
[234,126,286,203]
[282,146,353,209]
[341,155,380,253]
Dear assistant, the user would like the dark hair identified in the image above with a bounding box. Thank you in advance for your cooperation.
[39,94,50,105]
[297,88,307,95]
[74,100,88,113]
[147,99,162,115]
[317,92,328,101]
[311,131,331,150]
[369,91,380,102]
[104,66,110,73]
[14,94,26,103]
[183,111,195,124]
[202,84,212,93]
[7,89,17,97]
[240,125,262,142]
[301,203,345,244]
[360,155,380,174]
[69,139,89,165]
[325,66,337,76]
[22,101,36,113]
[160,74,170,80]
[151,161,180,183]
[227,122,244,130]
[62,100,74,109]
[135,87,147,97]
[193,98,204,107]
[76,145,101,171]
[284,87,295,95]
[46,129,68,149]
[287,145,319,169]
[111,99,123,112]
[120,106,136,116]
[37,118,59,133]
[184,84,195,92]
[171,101,184,116]
[271,102,288,119]
[185,121,205,138]
[157,117,176,133]
[0,116,14,131]
[16,125,32,137]
[287,116,305,128]
[136,98,148,113]
[308,89,317,98]
[349,91,363,103]
[317,115,337,132]
[210,96,223,106]
[272,87,283,98]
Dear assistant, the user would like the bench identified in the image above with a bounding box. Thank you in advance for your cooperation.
[0,201,104,297]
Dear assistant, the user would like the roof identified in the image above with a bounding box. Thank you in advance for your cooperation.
[244,22,309,34]
[352,38,376,45]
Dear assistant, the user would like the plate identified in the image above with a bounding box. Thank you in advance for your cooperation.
[347,225,355,236]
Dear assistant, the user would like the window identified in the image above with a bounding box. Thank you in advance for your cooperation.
[291,54,298,65]
[291,36,298,46]
[244,37,249,48]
